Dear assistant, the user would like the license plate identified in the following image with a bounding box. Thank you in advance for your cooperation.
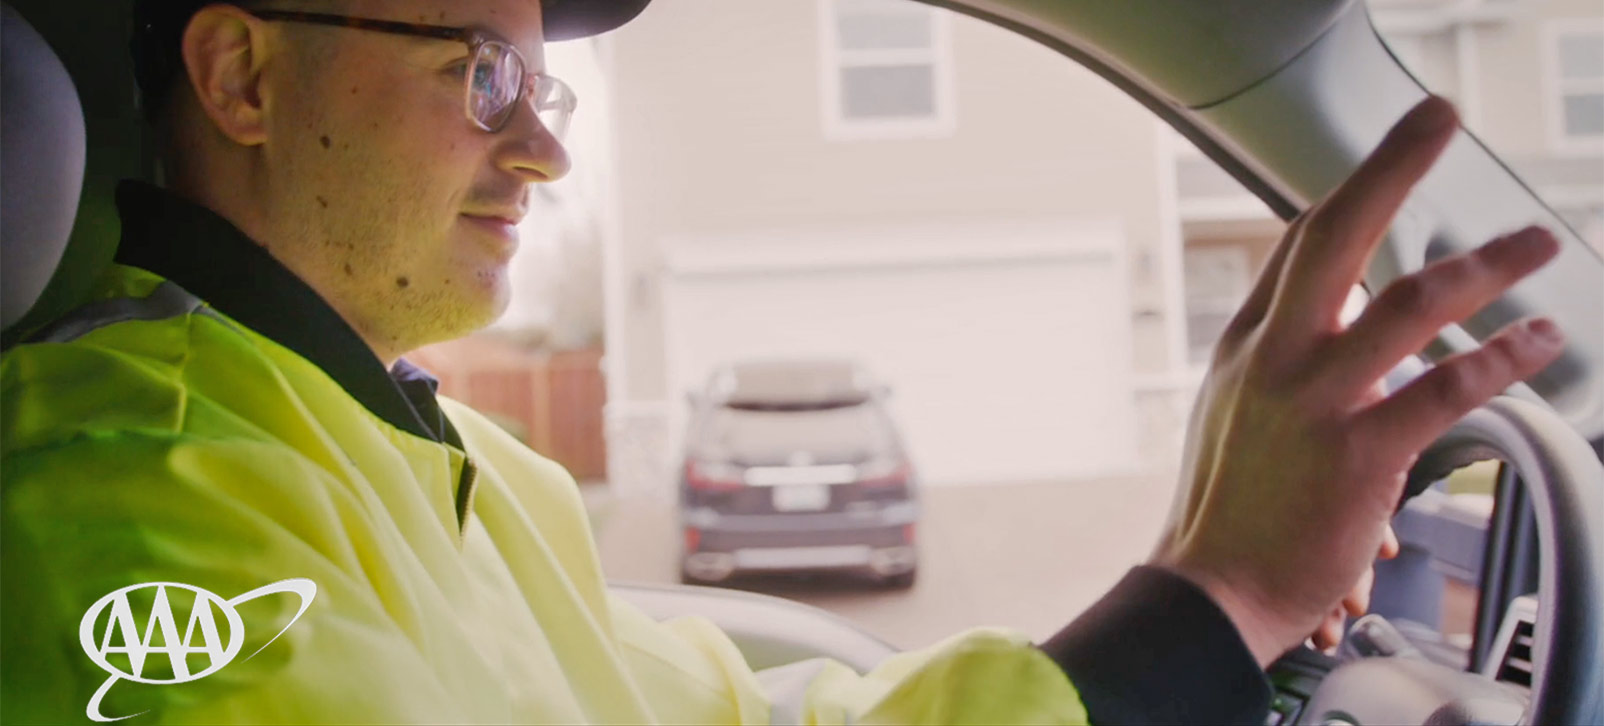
[735,546,871,569]
[772,484,830,512]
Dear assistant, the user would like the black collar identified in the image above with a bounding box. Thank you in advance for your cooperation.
[113,180,460,448]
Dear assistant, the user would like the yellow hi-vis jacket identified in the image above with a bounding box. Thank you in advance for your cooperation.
[1,263,1089,724]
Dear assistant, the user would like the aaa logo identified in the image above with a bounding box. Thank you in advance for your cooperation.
[79,579,317,722]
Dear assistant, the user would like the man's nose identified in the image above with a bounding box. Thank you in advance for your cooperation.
[495,104,572,183]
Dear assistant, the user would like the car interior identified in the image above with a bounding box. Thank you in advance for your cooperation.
[2,0,1600,724]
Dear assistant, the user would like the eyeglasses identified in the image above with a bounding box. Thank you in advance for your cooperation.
[248,10,576,138]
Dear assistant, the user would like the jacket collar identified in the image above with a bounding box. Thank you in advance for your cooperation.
[113,180,460,448]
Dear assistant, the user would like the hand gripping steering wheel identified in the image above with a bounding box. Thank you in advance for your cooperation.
[1302,396,1602,725]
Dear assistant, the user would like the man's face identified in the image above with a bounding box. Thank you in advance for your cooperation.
[259,0,569,358]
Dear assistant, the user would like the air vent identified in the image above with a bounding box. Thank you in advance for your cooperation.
[1494,619,1534,687]
[1482,594,1538,688]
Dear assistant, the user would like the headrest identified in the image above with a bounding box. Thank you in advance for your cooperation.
[1,2,87,331]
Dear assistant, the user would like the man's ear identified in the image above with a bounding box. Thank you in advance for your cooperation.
[180,5,274,146]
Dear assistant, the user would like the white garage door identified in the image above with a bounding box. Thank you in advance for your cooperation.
[662,220,1139,487]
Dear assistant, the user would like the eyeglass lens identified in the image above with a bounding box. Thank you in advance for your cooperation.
[469,42,522,131]
[467,41,571,139]
[533,78,571,141]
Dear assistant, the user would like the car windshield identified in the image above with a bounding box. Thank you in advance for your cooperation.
[558,0,1599,649]
[1371,0,1604,255]
[694,403,897,466]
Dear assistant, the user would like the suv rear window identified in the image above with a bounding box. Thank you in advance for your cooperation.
[694,403,898,466]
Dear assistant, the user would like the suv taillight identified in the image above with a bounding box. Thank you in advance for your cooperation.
[685,461,744,491]
[858,462,911,487]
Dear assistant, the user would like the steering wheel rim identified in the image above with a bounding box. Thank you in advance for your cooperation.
[1404,396,1604,724]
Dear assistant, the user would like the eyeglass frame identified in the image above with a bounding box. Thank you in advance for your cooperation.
[246,10,576,135]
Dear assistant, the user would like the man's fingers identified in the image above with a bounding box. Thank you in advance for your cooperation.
[1342,566,1375,617]
[1270,97,1458,335]
[1380,525,1400,560]
[1312,608,1346,651]
[1320,226,1559,396]
[1356,316,1566,459]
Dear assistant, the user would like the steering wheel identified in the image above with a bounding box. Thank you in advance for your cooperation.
[1298,396,1603,725]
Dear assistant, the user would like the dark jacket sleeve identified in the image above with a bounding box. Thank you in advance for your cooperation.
[1038,566,1273,724]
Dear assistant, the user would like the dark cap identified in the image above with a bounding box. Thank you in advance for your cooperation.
[130,0,651,116]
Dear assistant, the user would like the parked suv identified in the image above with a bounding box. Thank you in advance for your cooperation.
[678,359,920,588]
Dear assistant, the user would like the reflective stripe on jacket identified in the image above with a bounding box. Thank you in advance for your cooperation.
[1,264,1088,724]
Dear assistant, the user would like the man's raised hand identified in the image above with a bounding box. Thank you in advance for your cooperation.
[1150,96,1566,666]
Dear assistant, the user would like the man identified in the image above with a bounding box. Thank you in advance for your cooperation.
[0,0,1565,723]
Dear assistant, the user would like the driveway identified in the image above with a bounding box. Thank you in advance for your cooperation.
[589,475,1177,650]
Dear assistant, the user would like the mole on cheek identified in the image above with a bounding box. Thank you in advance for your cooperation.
[315,196,328,208]
[319,135,331,149]
[350,85,359,95]
[396,276,411,289]
[343,263,354,277]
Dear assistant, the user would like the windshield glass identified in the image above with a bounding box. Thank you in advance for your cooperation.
[1371,0,1604,255]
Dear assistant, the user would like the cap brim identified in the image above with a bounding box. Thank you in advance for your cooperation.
[542,0,653,41]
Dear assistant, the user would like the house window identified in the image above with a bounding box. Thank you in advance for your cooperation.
[1182,246,1252,365]
[821,0,955,139]
[1545,23,1604,152]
